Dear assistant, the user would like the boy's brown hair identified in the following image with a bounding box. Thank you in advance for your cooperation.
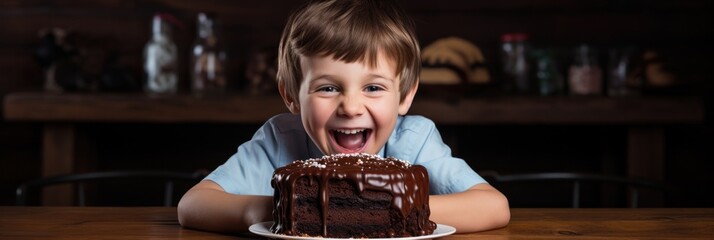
[277,0,420,103]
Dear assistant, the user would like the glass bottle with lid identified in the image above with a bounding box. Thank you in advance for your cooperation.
[191,13,227,95]
[144,13,178,94]
[607,47,638,96]
[532,49,564,96]
[500,33,532,94]
[568,44,602,95]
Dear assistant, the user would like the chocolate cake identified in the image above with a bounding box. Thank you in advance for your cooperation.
[270,153,436,238]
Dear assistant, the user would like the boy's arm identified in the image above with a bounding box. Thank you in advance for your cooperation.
[429,183,510,233]
[177,180,273,233]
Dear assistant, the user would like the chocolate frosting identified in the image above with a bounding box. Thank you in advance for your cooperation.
[270,153,436,237]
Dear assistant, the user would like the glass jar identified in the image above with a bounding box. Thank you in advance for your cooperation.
[532,49,564,96]
[144,13,178,94]
[607,48,639,96]
[500,33,531,94]
[568,45,602,95]
[191,13,227,95]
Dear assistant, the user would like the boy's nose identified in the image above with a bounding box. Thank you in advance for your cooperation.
[337,94,365,118]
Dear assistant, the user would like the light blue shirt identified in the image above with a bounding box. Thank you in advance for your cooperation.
[206,113,486,195]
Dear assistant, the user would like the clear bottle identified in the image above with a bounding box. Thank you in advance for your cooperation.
[532,49,564,96]
[500,33,531,94]
[144,13,178,94]
[191,13,227,95]
[607,48,638,96]
[568,44,602,95]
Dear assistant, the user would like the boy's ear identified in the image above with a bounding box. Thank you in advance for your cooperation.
[278,83,300,114]
[398,80,419,115]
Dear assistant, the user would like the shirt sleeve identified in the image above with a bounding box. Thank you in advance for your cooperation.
[389,116,486,195]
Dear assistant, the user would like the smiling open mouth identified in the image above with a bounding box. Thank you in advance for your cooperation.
[332,129,371,151]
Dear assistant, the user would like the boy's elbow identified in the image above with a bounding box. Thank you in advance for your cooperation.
[460,188,511,232]
[177,193,201,228]
[472,190,510,230]
[494,200,511,228]
[177,196,191,227]
[492,192,511,228]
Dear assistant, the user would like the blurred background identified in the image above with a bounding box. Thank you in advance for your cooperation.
[0,0,712,207]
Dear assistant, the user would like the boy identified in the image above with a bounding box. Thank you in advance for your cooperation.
[178,0,510,233]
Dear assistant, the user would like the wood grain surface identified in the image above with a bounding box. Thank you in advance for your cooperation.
[1,207,712,239]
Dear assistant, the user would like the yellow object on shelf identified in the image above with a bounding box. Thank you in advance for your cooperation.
[421,37,490,84]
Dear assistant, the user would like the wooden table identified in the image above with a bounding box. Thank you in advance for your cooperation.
[3,93,705,205]
[1,207,712,239]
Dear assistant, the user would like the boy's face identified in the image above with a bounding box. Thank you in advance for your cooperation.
[282,52,417,155]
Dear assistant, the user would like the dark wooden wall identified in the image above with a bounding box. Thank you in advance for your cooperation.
[1,0,713,206]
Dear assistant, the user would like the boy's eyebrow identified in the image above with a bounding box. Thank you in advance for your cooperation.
[309,73,395,83]
[308,74,334,82]
[367,74,396,83]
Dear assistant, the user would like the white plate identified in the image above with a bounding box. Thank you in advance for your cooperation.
[249,221,455,240]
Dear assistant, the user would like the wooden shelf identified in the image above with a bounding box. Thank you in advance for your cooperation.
[3,93,288,123]
[3,92,705,125]
[410,96,705,125]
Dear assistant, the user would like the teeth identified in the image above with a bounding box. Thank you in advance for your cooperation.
[334,129,365,134]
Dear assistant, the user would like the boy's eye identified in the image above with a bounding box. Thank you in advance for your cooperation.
[365,85,384,92]
[317,86,338,92]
